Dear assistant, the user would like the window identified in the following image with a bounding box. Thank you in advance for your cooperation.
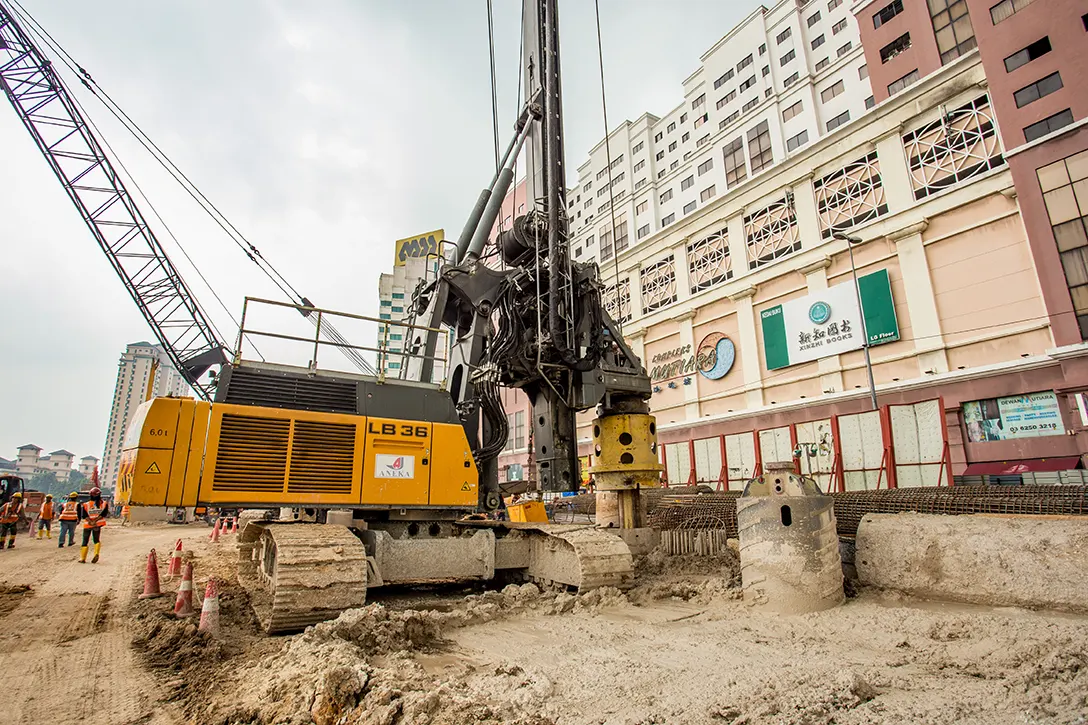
[832,18,847,34]
[637,224,650,239]
[821,80,845,102]
[700,185,717,202]
[880,33,911,63]
[814,58,829,72]
[738,54,753,71]
[930,0,977,64]
[671,160,680,170]
[826,110,850,132]
[683,201,697,214]
[787,129,809,151]
[654,132,663,142]
[633,141,644,153]
[660,189,673,203]
[380,299,391,306]
[865,95,876,109]
[837,42,852,57]
[614,220,629,253]
[748,120,773,174]
[828,0,842,9]
[680,113,688,123]
[598,186,609,197]
[808,11,822,27]
[661,213,675,227]
[780,49,796,66]
[391,292,404,299]
[859,64,869,80]
[783,101,803,122]
[584,199,592,209]
[668,141,677,152]
[692,94,705,110]
[681,175,694,191]
[698,158,714,175]
[874,0,904,28]
[636,200,648,215]
[694,113,708,129]
[722,111,740,128]
[696,134,710,147]
[611,172,624,184]
[777,28,792,44]
[656,150,665,161]
[812,34,825,50]
[714,69,735,89]
[724,136,747,187]
[597,168,608,181]
[887,68,919,96]
[1004,37,1051,73]
[1014,72,1063,108]
[574,246,583,258]
[584,181,592,191]
[990,0,1037,24]
[739,75,756,92]
[657,169,666,179]
[762,66,771,78]
[634,159,645,172]
[742,98,760,112]
[379,313,391,320]
[1024,109,1074,142]
[667,122,676,133]
[634,178,646,190]
[681,132,690,143]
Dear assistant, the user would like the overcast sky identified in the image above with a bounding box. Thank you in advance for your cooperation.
[0,0,757,462]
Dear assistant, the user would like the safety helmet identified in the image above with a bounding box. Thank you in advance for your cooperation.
[89,487,101,497]
[68,492,79,500]
[45,494,52,499]
[12,493,21,498]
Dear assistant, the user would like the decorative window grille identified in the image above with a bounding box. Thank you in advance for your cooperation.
[640,255,677,314]
[603,279,632,323]
[745,193,800,269]
[687,228,732,293]
[815,151,889,239]
[902,95,1005,200]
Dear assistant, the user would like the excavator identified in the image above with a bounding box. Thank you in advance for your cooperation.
[0,0,662,631]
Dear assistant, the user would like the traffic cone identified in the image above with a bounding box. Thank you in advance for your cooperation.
[174,562,195,618]
[166,539,183,578]
[138,549,162,599]
[230,517,239,534]
[198,578,219,635]
[209,518,220,543]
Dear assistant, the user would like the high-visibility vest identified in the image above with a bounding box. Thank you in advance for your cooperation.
[0,501,21,525]
[58,502,79,521]
[82,501,107,528]
[40,501,54,520]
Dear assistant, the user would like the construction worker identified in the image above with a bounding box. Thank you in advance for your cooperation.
[0,493,24,549]
[57,492,79,548]
[78,487,109,563]
[35,494,55,540]
[121,504,131,526]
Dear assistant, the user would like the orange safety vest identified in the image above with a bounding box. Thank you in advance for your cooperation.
[82,501,107,528]
[40,501,54,520]
[0,501,21,525]
[58,501,79,521]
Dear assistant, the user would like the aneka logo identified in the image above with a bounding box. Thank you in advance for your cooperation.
[375,454,415,479]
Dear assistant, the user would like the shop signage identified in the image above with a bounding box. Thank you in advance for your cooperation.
[649,333,736,381]
[963,391,1066,442]
[760,269,899,371]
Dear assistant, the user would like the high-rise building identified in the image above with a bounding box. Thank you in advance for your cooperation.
[568,1,872,267]
[100,342,187,491]
[377,229,448,382]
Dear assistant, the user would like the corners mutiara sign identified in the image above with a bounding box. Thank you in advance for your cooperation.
[649,332,735,381]
[760,268,899,370]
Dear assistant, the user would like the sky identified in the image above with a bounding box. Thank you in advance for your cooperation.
[0,0,758,461]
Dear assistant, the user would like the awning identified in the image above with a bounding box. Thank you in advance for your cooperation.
[962,457,1083,476]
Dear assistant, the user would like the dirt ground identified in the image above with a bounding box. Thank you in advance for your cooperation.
[2,525,1087,725]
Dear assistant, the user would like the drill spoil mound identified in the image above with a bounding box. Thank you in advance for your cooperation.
[855,512,1088,612]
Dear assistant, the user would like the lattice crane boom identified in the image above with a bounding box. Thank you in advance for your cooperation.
[0,2,227,399]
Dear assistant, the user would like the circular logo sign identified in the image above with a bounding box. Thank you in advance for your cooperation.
[808,301,832,325]
[697,332,735,381]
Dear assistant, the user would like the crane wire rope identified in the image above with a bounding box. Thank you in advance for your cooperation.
[594,0,624,334]
[487,0,501,173]
[9,0,378,375]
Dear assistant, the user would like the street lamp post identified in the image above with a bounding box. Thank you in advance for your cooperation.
[833,231,878,411]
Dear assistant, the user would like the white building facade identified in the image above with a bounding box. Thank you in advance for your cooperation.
[100,342,187,491]
[568,0,872,267]
[377,256,447,381]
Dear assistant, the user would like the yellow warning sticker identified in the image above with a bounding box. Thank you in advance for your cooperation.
[460,482,472,491]
[145,462,162,475]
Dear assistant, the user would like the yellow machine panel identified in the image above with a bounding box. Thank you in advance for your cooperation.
[362,417,432,506]
[428,422,478,506]
[508,500,547,522]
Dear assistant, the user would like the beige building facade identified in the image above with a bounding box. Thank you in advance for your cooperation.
[499,51,1088,489]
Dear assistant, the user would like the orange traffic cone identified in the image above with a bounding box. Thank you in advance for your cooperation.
[174,562,195,617]
[138,549,162,599]
[198,578,219,635]
[230,517,239,534]
[166,539,183,578]
[209,518,220,543]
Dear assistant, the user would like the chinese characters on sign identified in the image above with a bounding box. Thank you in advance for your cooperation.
[963,392,1066,442]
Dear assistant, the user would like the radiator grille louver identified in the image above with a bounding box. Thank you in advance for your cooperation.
[213,414,290,492]
[287,421,356,495]
[222,367,358,414]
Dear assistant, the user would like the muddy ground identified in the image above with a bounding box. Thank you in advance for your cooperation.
[1,525,1086,724]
